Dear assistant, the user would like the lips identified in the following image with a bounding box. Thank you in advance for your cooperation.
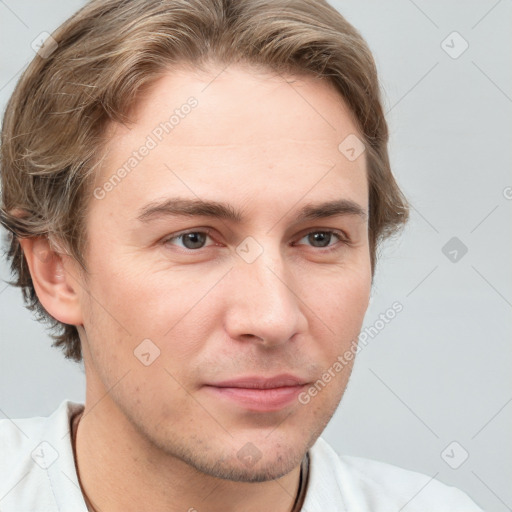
[209,374,308,389]
[203,374,309,412]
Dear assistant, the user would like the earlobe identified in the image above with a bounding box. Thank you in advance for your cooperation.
[18,236,84,326]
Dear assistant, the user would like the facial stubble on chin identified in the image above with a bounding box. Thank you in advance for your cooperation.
[119,386,343,484]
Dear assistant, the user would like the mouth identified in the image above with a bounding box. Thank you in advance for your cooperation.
[203,374,310,412]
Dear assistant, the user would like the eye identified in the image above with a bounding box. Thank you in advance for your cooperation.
[163,229,215,250]
[296,230,346,250]
[162,228,348,252]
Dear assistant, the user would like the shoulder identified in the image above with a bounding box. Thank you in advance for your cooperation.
[0,400,85,511]
[304,437,484,511]
[0,407,50,481]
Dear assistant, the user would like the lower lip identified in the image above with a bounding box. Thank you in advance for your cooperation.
[204,385,306,412]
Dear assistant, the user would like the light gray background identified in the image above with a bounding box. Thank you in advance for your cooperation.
[1,1,511,510]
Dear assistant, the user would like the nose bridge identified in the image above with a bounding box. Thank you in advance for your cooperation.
[225,240,304,345]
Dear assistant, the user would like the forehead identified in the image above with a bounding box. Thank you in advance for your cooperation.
[92,64,367,216]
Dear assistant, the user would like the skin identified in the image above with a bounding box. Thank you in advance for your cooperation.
[19,63,372,512]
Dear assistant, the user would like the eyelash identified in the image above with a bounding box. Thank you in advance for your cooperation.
[161,228,350,253]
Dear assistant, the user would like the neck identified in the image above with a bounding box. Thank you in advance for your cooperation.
[72,397,303,512]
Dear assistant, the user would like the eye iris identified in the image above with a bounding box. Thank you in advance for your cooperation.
[182,232,206,249]
[308,232,331,247]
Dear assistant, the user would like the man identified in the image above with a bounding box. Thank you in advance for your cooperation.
[0,0,483,510]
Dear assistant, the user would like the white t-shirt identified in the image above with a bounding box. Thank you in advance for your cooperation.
[0,400,483,511]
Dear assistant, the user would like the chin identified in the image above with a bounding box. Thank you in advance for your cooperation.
[191,450,302,483]
[161,434,307,483]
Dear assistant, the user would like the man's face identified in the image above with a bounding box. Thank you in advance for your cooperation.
[73,63,371,482]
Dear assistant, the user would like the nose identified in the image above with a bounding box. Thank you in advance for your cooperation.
[223,245,307,348]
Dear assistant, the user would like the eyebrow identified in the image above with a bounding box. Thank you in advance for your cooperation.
[136,197,367,224]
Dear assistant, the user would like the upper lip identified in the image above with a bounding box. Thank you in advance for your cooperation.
[206,374,308,389]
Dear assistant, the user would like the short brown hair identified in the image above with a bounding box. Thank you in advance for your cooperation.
[0,0,408,362]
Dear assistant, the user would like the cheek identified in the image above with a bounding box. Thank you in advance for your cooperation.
[85,262,222,367]
[299,269,371,381]
[301,263,371,333]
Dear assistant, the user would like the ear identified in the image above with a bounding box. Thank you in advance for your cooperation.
[18,236,84,326]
